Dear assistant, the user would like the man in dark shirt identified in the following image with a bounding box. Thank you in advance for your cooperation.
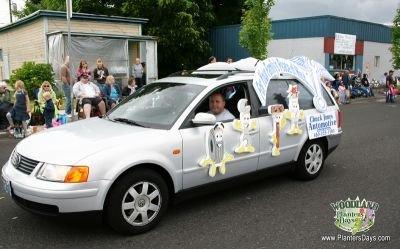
[0,82,12,130]
[386,70,394,88]
[93,58,109,95]
[342,71,350,89]
[361,74,374,97]
[93,58,109,84]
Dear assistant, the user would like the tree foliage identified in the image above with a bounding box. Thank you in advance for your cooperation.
[212,0,245,26]
[10,62,54,99]
[391,8,400,69]
[239,0,275,60]
[14,0,125,18]
[122,0,214,76]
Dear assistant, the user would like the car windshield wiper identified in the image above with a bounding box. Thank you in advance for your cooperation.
[112,118,147,128]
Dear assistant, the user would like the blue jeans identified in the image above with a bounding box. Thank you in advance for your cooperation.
[62,84,72,114]
[96,83,107,97]
[368,87,375,97]
[386,93,394,103]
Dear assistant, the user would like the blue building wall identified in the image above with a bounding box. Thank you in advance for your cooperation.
[210,24,250,61]
[210,15,392,62]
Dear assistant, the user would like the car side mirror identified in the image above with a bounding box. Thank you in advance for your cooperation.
[192,112,216,125]
[258,106,269,115]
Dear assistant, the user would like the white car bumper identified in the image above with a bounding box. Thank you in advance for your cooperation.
[2,160,111,214]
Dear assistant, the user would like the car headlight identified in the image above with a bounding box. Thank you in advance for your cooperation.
[36,163,89,183]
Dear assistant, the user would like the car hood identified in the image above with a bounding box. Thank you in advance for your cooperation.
[16,118,157,165]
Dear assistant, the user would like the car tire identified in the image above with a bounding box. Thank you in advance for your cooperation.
[105,168,169,234]
[293,140,326,180]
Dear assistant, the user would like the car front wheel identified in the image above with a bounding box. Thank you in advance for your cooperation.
[105,169,169,234]
[294,140,325,180]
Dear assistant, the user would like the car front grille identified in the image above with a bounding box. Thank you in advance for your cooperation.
[10,151,40,175]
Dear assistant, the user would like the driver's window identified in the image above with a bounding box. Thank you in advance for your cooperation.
[193,82,251,124]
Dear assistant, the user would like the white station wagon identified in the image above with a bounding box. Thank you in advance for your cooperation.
[2,58,342,234]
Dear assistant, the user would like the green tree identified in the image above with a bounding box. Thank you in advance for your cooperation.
[122,0,214,76]
[10,62,54,99]
[391,8,400,69]
[14,0,125,18]
[239,0,275,60]
[212,0,245,26]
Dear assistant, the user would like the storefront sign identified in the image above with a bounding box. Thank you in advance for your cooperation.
[334,33,356,55]
[306,111,339,139]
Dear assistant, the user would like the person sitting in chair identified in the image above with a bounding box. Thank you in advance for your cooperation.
[104,75,122,109]
[208,92,235,122]
[37,81,59,116]
[0,82,13,130]
[73,74,106,119]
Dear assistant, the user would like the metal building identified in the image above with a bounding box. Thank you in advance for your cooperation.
[210,15,392,80]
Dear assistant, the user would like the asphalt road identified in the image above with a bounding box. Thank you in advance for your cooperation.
[0,97,399,249]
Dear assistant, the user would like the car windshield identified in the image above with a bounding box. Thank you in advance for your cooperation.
[107,82,205,129]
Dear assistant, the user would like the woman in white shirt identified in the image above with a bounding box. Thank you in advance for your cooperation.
[73,74,106,119]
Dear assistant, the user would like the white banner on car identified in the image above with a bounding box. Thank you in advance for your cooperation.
[334,33,356,55]
[252,56,334,113]
[306,111,339,140]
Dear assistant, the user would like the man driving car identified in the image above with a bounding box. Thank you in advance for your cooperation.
[208,92,235,121]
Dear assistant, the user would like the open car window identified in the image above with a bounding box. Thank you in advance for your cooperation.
[181,82,251,128]
[265,79,315,110]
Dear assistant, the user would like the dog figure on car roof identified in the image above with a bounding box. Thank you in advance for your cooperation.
[199,122,234,177]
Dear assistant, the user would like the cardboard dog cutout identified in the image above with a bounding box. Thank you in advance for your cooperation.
[268,104,287,157]
[233,99,257,153]
[285,84,305,135]
[199,122,234,177]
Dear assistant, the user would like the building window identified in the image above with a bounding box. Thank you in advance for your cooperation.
[374,56,380,67]
[328,54,354,71]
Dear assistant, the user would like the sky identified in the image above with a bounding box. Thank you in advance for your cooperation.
[0,0,399,26]
[270,0,399,25]
[0,0,25,26]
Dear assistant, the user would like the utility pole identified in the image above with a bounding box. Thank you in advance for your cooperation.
[66,0,75,118]
[8,0,13,23]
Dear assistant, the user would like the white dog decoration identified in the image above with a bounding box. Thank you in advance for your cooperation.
[285,84,305,135]
[268,104,287,157]
[199,122,234,177]
[233,99,257,153]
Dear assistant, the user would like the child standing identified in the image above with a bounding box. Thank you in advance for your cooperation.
[386,84,395,103]
[43,91,55,128]
[7,80,30,137]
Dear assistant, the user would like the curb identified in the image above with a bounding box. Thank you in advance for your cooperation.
[0,131,12,139]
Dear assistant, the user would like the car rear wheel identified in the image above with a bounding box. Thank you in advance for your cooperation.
[293,140,325,180]
[105,169,169,234]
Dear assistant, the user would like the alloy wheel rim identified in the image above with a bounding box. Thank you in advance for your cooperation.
[304,144,323,174]
[121,181,162,226]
